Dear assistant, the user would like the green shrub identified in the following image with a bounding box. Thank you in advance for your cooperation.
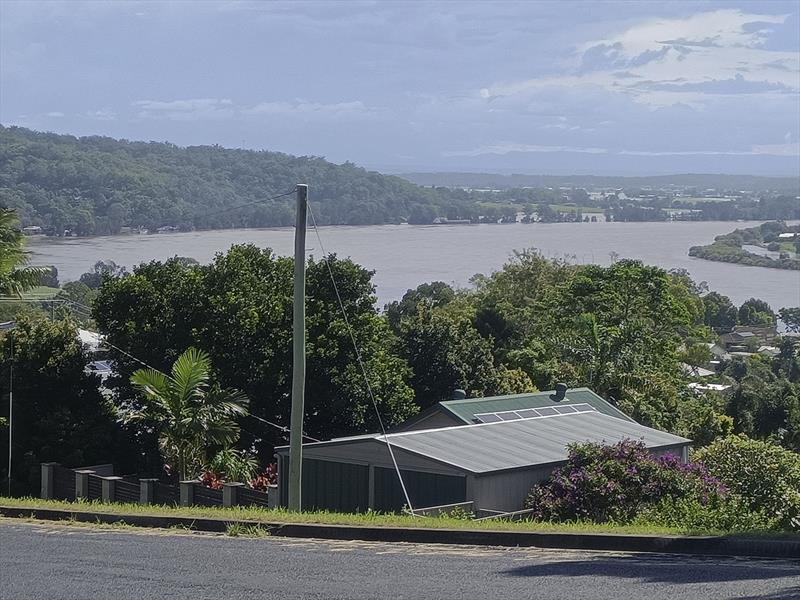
[694,435,800,530]
[637,496,779,533]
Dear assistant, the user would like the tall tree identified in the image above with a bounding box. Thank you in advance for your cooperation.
[702,291,738,332]
[397,303,502,408]
[738,298,777,327]
[128,347,248,480]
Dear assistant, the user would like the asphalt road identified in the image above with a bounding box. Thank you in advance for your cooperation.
[1,521,798,600]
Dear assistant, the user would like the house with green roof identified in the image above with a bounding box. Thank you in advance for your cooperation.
[392,386,634,432]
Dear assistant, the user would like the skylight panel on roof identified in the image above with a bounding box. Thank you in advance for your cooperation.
[473,403,598,423]
[498,412,522,421]
[474,413,502,423]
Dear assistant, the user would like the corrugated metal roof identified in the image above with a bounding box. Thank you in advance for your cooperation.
[438,387,634,423]
[279,411,690,475]
[385,412,689,474]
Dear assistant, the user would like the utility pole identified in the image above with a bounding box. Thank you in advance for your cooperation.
[288,184,308,511]
[7,332,13,496]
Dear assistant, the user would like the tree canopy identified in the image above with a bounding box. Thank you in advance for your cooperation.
[93,245,417,461]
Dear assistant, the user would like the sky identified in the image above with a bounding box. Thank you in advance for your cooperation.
[1,0,799,176]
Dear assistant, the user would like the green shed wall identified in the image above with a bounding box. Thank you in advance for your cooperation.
[374,467,466,512]
[279,456,370,512]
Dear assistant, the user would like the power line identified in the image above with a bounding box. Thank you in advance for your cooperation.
[250,414,320,443]
[58,297,316,443]
[306,202,416,515]
[199,190,296,219]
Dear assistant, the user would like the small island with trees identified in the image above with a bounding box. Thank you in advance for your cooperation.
[689,221,800,270]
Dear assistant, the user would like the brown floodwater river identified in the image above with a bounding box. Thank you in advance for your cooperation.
[28,220,799,310]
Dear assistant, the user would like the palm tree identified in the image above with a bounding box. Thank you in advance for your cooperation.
[0,208,48,296]
[129,347,249,480]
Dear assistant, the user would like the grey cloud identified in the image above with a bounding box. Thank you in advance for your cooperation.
[85,108,117,121]
[630,73,796,94]
[133,98,235,121]
[656,37,722,48]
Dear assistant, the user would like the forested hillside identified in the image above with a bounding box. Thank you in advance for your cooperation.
[0,125,467,235]
[3,125,798,236]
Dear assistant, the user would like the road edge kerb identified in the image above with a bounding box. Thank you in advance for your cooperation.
[1,505,798,559]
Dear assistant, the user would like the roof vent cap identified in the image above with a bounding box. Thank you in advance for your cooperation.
[452,389,467,400]
[549,383,568,402]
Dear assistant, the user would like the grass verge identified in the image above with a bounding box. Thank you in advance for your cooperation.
[1,496,794,538]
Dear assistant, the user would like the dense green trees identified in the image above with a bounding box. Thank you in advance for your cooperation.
[0,316,128,493]
[0,125,472,233]
[722,357,800,450]
[93,245,417,461]
[462,253,704,430]
[738,298,777,327]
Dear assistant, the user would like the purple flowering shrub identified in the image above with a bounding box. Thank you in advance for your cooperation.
[525,440,725,523]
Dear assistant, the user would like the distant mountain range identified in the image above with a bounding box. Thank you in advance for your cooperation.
[399,172,800,193]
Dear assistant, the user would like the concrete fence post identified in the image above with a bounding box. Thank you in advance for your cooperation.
[139,479,158,505]
[100,476,122,503]
[74,470,95,500]
[267,484,278,509]
[222,482,244,507]
[179,481,195,507]
[40,463,59,500]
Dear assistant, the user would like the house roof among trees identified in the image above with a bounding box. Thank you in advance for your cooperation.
[280,411,690,475]
[396,387,634,431]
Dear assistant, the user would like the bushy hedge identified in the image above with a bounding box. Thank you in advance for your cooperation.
[525,437,799,532]
[694,435,800,531]
[525,440,725,523]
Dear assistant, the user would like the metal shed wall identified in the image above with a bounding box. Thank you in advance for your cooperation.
[373,467,466,512]
[278,455,370,512]
[470,442,691,512]
[276,442,466,512]
[471,466,554,512]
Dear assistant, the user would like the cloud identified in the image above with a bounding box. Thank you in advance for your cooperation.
[243,99,386,120]
[446,142,799,158]
[133,98,236,121]
[483,10,799,108]
[444,142,609,157]
[133,97,384,122]
[750,142,799,157]
[44,111,64,118]
[85,108,116,121]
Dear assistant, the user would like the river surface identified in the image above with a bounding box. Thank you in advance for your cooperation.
[28,221,799,310]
